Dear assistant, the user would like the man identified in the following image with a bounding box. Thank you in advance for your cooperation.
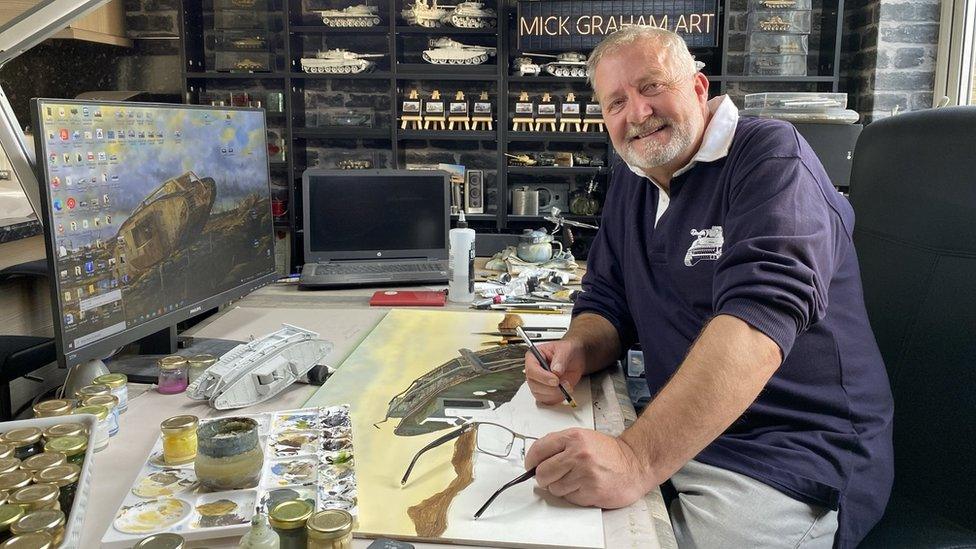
[523,26,893,548]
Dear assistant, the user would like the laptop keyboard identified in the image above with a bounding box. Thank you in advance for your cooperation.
[315,262,445,275]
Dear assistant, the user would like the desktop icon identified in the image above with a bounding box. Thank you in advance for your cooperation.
[59,129,69,140]
[64,313,74,325]
[53,199,63,211]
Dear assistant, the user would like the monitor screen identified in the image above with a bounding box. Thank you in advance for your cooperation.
[306,172,448,255]
[32,99,277,367]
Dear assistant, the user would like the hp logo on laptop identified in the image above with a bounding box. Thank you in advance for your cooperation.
[376,252,382,256]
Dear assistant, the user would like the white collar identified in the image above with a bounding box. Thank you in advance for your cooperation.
[625,95,739,185]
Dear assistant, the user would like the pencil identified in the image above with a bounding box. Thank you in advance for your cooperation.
[515,326,578,408]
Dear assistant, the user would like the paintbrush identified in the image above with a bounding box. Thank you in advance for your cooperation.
[515,326,577,408]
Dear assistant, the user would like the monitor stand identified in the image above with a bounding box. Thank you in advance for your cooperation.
[105,326,246,384]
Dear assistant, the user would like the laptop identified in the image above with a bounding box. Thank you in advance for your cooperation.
[299,169,451,289]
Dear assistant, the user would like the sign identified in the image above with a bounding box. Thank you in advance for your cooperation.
[517,0,719,52]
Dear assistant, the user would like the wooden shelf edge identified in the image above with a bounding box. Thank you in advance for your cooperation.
[51,27,133,48]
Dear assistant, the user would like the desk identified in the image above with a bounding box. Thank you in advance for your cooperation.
[78,282,677,548]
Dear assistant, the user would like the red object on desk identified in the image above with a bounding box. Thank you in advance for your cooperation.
[369,290,447,307]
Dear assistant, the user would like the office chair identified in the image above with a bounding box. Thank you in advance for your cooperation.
[0,259,56,420]
[850,107,976,547]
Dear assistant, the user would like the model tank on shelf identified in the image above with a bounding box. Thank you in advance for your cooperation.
[446,2,496,28]
[336,159,374,169]
[402,0,453,27]
[300,49,384,74]
[422,38,495,65]
[522,52,588,77]
[312,4,381,27]
[512,56,541,76]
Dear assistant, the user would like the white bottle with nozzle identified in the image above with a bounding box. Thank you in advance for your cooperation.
[448,212,476,303]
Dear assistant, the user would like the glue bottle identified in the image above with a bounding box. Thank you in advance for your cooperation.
[448,212,476,303]
[238,513,279,549]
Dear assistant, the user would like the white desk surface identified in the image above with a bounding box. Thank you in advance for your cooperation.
[79,282,677,549]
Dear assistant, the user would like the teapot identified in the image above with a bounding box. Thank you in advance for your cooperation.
[516,229,562,263]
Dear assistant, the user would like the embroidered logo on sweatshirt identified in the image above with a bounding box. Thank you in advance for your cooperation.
[684,226,724,266]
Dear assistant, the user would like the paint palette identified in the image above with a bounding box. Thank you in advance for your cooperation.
[101,405,357,548]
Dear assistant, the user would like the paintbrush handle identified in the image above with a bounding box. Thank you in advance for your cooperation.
[516,327,577,407]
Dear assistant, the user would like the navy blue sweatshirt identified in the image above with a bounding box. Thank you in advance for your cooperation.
[575,116,894,547]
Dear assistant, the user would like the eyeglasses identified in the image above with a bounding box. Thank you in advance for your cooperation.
[400,421,538,518]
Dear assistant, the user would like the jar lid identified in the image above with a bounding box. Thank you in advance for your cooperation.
[42,424,86,441]
[72,405,108,421]
[1,429,42,447]
[160,415,199,433]
[158,356,188,370]
[306,509,353,539]
[268,500,313,530]
[0,472,32,492]
[0,444,14,459]
[132,533,185,549]
[31,400,72,418]
[74,384,111,399]
[43,436,87,457]
[10,509,64,535]
[0,504,24,530]
[8,484,59,510]
[0,458,21,475]
[80,394,118,410]
[187,354,217,368]
[33,465,79,488]
[93,373,127,388]
[0,532,54,549]
[20,454,65,474]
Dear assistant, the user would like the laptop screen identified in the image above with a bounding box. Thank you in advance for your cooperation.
[304,170,449,261]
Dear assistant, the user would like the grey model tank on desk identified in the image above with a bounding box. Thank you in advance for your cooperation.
[446,2,496,28]
[523,52,588,77]
[313,4,381,27]
[300,49,383,74]
[402,0,453,27]
[422,38,496,65]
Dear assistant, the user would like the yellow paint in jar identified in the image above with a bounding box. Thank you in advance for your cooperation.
[159,416,198,465]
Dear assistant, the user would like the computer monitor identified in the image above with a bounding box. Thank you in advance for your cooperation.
[30,99,278,370]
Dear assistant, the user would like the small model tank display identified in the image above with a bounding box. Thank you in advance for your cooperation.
[758,15,793,31]
[234,59,266,71]
[446,2,496,28]
[402,0,452,27]
[422,38,496,65]
[512,57,541,76]
[336,159,374,169]
[505,153,536,166]
[522,52,588,77]
[300,49,384,74]
[313,4,381,27]
[759,0,798,7]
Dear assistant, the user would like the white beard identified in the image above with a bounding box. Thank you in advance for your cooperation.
[620,115,700,171]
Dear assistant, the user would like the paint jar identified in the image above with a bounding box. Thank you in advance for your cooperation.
[306,509,353,549]
[71,405,109,452]
[81,394,120,437]
[8,484,59,513]
[0,460,19,476]
[19,454,65,476]
[269,500,312,549]
[157,356,189,394]
[0,532,54,548]
[186,355,217,385]
[132,532,185,549]
[160,415,198,466]
[0,504,24,542]
[30,401,72,419]
[93,373,129,413]
[0,430,43,460]
[42,437,86,466]
[0,473,31,495]
[195,418,263,491]
[0,445,13,460]
[73,384,112,402]
[41,424,86,444]
[10,509,64,545]
[32,465,79,514]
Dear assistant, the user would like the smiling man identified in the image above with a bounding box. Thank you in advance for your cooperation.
[522,26,894,548]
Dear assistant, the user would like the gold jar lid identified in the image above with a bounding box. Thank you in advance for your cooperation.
[0,443,14,459]
[268,500,313,530]
[306,509,354,540]
[31,401,72,418]
[187,354,217,368]
[8,484,58,512]
[0,458,21,475]
[93,373,127,389]
[0,504,25,530]
[10,509,64,536]
[158,356,188,370]
[72,405,108,421]
[1,429,42,448]
[33,465,80,488]
[0,472,31,492]
[132,532,185,549]
[74,384,111,399]
[20,454,65,474]
[42,423,86,441]
[80,394,118,411]
[43,436,87,458]
[160,415,198,434]
[0,532,54,549]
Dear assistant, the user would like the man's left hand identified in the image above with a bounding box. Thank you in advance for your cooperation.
[524,428,652,508]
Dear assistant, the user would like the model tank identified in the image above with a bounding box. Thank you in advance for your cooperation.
[758,15,793,31]
[422,38,496,65]
[114,171,216,275]
[313,4,381,27]
[524,52,588,77]
[446,2,496,28]
[402,0,452,27]
[300,49,383,74]
[336,159,373,169]
[512,56,541,76]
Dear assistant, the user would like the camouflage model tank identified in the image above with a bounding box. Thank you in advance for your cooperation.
[300,49,383,74]
[336,159,373,169]
[422,38,496,65]
[505,153,536,166]
[446,2,496,28]
[524,52,588,77]
[313,4,381,27]
[401,0,452,28]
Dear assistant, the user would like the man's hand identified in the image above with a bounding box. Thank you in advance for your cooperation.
[524,428,651,509]
[524,339,587,405]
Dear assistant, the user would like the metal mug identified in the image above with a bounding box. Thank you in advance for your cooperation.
[512,187,539,216]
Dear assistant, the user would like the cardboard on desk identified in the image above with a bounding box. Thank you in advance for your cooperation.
[370,290,447,307]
